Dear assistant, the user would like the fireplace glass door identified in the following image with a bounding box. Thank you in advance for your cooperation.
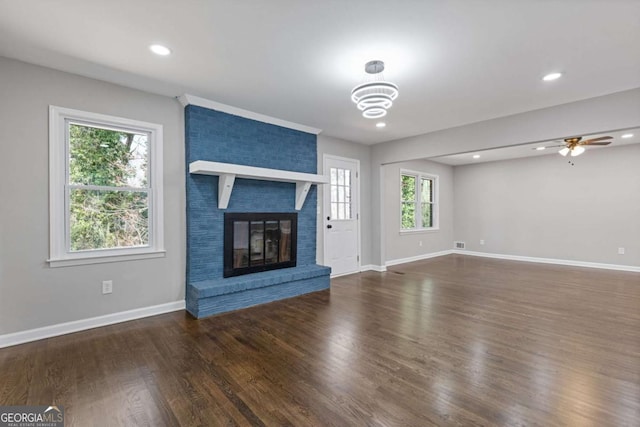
[224,213,297,277]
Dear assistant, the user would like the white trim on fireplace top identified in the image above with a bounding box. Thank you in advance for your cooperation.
[189,160,329,210]
[178,94,322,135]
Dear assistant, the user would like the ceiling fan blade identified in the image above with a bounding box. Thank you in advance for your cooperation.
[582,136,613,143]
[583,141,612,146]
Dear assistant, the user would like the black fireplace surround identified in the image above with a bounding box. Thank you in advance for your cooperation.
[224,213,297,278]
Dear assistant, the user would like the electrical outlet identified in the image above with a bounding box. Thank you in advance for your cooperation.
[480,240,485,245]
[618,247,625,255]
[102,280,113,294]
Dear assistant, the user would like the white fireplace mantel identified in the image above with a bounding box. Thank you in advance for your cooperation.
[189,160,329,210]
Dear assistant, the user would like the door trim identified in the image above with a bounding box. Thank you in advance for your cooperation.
[322,154,361,275]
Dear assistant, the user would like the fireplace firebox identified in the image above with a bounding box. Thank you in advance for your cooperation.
[224,213,297,277]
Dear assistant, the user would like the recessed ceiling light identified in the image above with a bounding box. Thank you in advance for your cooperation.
[536,147,546,151]
[542,72,562,81]
[473,154,480,159]
[376,122,386,128]
[621,133,634,139]
[149,44,171,56]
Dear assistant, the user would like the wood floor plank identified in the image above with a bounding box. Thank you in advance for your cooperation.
[1,254,639,426]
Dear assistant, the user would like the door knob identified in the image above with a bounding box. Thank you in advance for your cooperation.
[327,224,333,229]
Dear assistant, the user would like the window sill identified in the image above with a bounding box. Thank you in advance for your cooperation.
[48,249,166,268]
[399,228,440,235]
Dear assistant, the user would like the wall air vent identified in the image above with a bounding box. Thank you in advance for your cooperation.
[454,241,466,250]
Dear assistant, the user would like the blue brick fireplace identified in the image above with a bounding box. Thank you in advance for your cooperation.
[184,104,330,318]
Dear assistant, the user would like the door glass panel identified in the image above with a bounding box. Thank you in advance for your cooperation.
[331,202,338,219]
[330,168,337,185]
[329,166,353,220]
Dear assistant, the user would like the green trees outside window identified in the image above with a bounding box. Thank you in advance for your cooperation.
[401,175,416,229]
[401,172,436,230]
[68,124,149,251]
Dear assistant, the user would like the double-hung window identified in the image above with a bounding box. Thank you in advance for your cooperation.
[400,170,438,231]
[49,106,164,267]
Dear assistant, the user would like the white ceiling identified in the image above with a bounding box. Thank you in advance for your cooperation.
[1,1,639,145]
[430,128,640,166]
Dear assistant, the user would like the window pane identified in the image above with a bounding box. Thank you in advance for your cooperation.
[233,221,249,268]
[331,185,338,203]
[421,178,433,203]
[69,189,148,251]
[339,202,345,220]
[422,203,433,228]
[401,202,416,229]
[331,202,338,219]
[330,168,337,185]
[69,123,148,188]
[345,202,351,219]
[338,186,344,203]
[401,175,416,202]
[345,169,351,186]
[345,186,351,203]
[338,168,344,185]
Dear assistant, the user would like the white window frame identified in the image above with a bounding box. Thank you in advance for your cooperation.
[48,106,165,267]
[400,169,439,233]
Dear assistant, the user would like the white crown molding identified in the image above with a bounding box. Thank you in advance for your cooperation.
[454,250,640,273]
[385,250,454,267]
[178,94,322,135]
[0,300,185,349]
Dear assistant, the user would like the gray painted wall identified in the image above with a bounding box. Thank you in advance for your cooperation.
[383,160,454,263]
[317,135,372,266]
[0,57,185,335]
[453,144,640,266]
[370,88,640,265]
[1,54,638,337]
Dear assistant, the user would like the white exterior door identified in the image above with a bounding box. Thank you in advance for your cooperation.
[323,156,360,277]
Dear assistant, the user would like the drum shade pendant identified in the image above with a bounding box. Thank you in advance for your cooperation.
[351,60,399,119]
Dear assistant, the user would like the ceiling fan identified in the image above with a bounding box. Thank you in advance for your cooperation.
[536,136,614,157]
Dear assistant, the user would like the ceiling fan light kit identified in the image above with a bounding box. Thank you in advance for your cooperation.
[351,60,398,119]
[571,145,585,157]
[556,136,613,158]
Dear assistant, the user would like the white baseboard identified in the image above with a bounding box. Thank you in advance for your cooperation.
[360,264,387,273]
[0,300,186,349]
[454,250,640,273]
[385,250,454,267]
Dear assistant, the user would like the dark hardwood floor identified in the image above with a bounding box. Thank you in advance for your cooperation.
[1,255,639,426]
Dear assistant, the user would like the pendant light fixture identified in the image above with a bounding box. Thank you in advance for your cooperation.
[351,60,399,119]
